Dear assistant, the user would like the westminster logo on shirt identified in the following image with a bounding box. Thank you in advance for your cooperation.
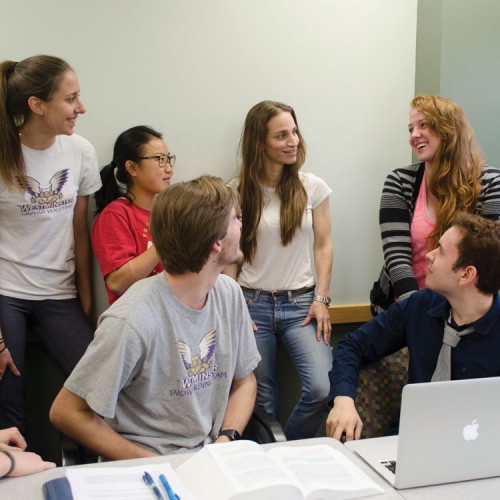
[173,329,227,396]
[15,169,73,215]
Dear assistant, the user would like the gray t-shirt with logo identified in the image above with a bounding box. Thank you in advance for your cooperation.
[65,273,260,455]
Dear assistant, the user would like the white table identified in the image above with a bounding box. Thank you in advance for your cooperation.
[2,437,498,499]
[0,437,399,499]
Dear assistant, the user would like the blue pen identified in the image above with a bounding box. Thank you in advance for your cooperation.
[159,473,181,500]
[143,471,165,500]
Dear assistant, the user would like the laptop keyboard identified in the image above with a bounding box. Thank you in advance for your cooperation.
[381,460,397,474]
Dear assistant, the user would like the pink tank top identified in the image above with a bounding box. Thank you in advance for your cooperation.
[411,172,435,289]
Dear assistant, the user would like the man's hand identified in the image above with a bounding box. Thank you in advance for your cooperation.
[326,396,363,441]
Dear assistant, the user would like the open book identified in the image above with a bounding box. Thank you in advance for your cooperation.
[175,440,384,500]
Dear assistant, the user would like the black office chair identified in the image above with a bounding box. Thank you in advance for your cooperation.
[242,405,287,443]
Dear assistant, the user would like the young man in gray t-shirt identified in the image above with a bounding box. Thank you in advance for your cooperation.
[50,176,260,460]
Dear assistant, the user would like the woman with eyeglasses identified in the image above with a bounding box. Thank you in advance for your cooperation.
[0,55,100,432]
[226,101,333,440]
[92,126,175,304]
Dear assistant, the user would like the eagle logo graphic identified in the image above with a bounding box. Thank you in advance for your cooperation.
[177,329,217,377]
[16,169,69,205]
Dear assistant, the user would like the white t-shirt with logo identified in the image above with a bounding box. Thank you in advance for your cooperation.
[0,134,101,300]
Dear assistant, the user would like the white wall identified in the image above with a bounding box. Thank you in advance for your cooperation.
[0,0,417,316]
[439,0,500,166]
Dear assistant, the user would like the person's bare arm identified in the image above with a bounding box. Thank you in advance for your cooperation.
[0,449,55,477]
[73,196,93,318]
[50,387,157,460]
[214,373,257,443]
[105,245,161,297]
[301,198,333,344]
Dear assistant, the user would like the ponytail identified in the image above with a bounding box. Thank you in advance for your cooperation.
[94,125,163,216]
[94,162,131,215]
[0,60,23,189]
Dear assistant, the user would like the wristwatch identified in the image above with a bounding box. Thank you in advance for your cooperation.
[314,295,331,307]
[217,429,241,441]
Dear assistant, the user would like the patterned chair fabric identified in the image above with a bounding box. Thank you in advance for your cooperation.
[355,348,409,438]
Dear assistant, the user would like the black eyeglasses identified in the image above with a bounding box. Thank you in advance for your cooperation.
[139,154,176,168]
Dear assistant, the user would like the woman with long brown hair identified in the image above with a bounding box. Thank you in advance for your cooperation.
[371,95,500,313]
[0,55,101,432]
[227,100,333,440]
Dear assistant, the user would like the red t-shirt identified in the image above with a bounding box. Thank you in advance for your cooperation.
[92,198,163,304]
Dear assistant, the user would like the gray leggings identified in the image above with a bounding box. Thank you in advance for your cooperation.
[0,295,94,432]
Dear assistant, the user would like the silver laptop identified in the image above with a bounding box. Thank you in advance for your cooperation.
[345,377,500,489]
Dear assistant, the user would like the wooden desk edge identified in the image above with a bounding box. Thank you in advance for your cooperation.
[329,304,372,324]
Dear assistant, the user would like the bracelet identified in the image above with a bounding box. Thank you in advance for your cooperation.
[0,448,15,477]
[0,345,6,353]
[313,295,331,307]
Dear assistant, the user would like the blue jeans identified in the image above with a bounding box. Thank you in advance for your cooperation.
[243,289,333,440]
[0,295,94,432]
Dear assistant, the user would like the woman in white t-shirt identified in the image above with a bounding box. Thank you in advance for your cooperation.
[227,100,333,440]
[92,126,174,305]
[0,55,101,432]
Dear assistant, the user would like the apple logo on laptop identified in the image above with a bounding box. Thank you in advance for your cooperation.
[462,419,479,441]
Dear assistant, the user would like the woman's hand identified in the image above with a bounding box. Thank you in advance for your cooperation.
[0,427,26,450]
[0,348,20,382]
[0,449,56,477]
[301,300,331,344]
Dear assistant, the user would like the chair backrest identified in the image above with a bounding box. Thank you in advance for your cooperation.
[355,348,409,438]
[242,405,287,443]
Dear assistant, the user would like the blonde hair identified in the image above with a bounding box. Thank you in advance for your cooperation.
[412,95,483,249]
[238,100,307,263]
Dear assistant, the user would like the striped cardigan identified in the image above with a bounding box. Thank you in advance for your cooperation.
[370,162,500,312]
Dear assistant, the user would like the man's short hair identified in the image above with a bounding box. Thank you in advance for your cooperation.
[150,175,239,274]
[452,213,500,294]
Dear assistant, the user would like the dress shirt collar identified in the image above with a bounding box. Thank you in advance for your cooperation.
[426,292,500,336]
